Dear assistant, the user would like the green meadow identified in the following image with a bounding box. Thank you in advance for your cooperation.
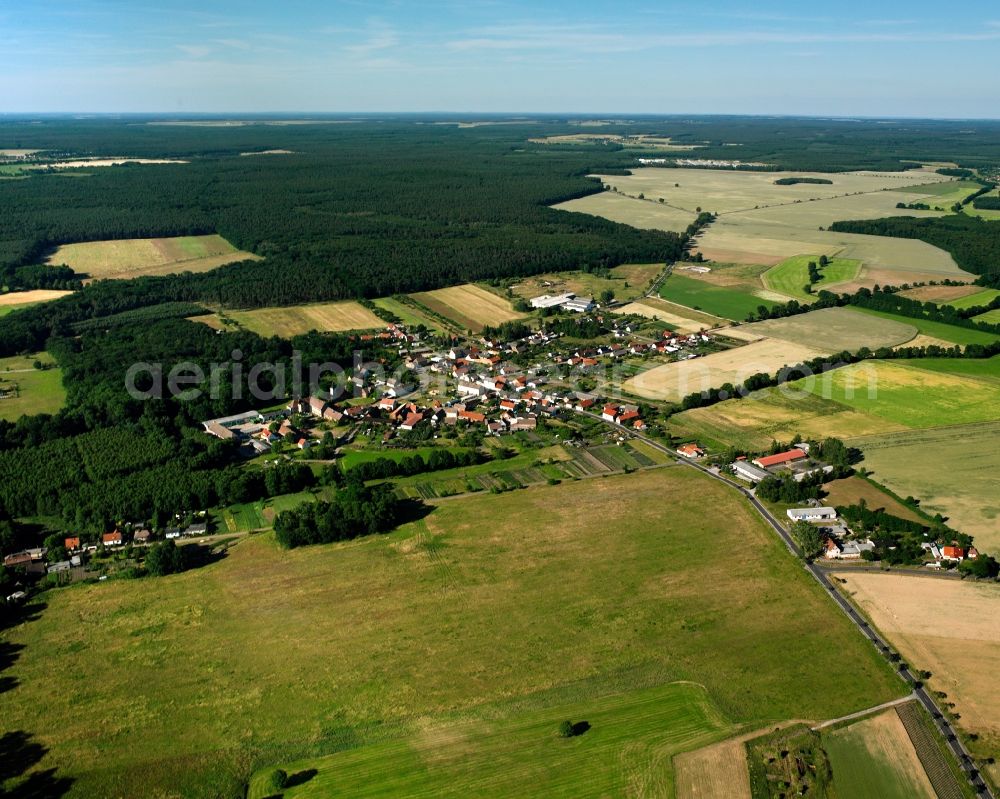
[1,469,903,798]
[851,307,999,346]
[946,288,1000,310]
[798,360,1000,429]
[659,273,776,321]
[0,352,66,421]
[895,354,1000,383]
[763,254,860,301]
[249,682,730,799]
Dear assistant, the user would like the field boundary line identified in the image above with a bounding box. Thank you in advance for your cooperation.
[811,693,915,730]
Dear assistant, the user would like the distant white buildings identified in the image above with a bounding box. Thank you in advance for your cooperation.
[529,292,596,312]
[787,507,838,522]
[530,293,576,309]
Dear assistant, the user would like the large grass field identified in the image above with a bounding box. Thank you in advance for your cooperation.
[797,360,1000,429]
[250,681,730,799]
[894,354,1000,383]
[659,273,776,321]
[44,234,260,280]
[851,307,999,346]
[410,283,526,332]
[823,710,936,799]
[738,307,917,352]
[762,255,861,301]
[897,179,982,209]
[852,421,1000,551]
[201,301,385,337]
[0,352,66,421]
[1,469,904,798]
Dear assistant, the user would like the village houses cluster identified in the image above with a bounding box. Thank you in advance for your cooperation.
[199,316,715,454]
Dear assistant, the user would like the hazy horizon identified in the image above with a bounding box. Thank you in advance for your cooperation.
[2,0,999,116]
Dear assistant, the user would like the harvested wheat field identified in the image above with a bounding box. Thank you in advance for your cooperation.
[216,301,384,337]
[585,168,950,214]
[624,339,824,401]
[411,284,526,331]
[737,307,917,352]
[554,192,697,233]
[0,289,73,307]
[675,724,803,799]
[837,572,1000,765]
[45,234,260,280]
[822,476,925,523]
[615,300,715,333]
[900,284,986,303]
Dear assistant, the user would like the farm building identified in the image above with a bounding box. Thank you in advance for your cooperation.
[731,460,770,483]
[753,449,808,469]
[530,293,576,309]
[563,297,596,313]
[941,545,966,561]
[786,507,837,522]
[677,443,704,458]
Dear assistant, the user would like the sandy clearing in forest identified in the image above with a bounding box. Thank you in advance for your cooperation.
[0,289,73,306]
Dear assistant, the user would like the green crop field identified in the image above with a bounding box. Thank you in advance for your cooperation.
[659,273,776,320]
[894,354,1000,383]
[853,421,1000,552]
[975,308,1000,325]
[0,352,66,421]
[249,681,729,799]
[946,288,1000,310]
[823,711,936,799]
[797,360,1000,429]
[1,469,903,798]
[762,255,861,301]
[897,179,981,202]
[851,307,999,346]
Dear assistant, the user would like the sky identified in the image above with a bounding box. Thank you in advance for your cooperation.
[1,0,999,116]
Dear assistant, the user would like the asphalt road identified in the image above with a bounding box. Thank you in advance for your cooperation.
[578,409,994,798]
